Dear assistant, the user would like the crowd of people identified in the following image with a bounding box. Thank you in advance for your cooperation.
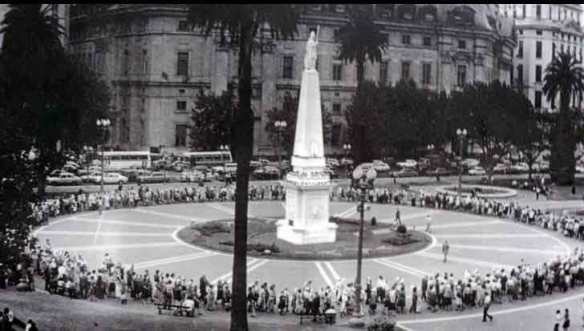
[5,180,584,326]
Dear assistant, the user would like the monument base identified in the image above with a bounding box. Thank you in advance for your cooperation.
[276,220,337,245]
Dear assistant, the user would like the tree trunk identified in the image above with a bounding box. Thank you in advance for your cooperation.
[230,22,255,331]
[552,92,576,185]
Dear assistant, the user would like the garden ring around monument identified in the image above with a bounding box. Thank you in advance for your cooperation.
[175,202,433,261]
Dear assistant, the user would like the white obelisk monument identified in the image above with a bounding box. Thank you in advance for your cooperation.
[276,29,337,245]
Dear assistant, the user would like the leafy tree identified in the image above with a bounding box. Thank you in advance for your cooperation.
[190,89,235,150]
[543,52,584,185]
[187,5,300,330]
[0,4,111,264]
[345,81,386,163]
[264,93,332,158]
[448,81,533,180]
[337,4,387,87]
[515,112,549,181]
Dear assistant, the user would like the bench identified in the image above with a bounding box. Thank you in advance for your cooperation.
[154,303,194,317]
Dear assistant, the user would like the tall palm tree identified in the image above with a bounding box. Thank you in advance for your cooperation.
[337,4,388,88]
[0,4,66,199]
[543,52,584,185]
[187,5,299,330]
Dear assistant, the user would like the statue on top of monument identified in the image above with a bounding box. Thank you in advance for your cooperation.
[304,27,319,71]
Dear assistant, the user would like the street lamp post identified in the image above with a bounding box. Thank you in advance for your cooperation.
[351,166,377,318]
[456,128,467,199]
[274,120,287,179]
[219,145,229,184]
[96,118,111,215]
[343,144,352,176]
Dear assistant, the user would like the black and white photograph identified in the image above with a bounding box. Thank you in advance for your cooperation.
[2,3,584,331]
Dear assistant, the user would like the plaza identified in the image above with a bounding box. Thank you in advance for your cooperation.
[28,180,584,330]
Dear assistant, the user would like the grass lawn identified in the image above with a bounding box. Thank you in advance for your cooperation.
[177,217,431,260]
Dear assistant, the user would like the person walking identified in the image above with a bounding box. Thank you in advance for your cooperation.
[555,309,562,331]
[442,240,450,263]
[563,308,570,331]
[425,214,432,233]
[482,292,493,322]
[395,208,402,226]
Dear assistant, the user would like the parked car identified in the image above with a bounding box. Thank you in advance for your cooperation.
[510,162,529,173]
[81,171,101,183]
[468,166,487,176]
[249,160,262,169]
[136,171,168,184]
[253,166,280,180]
[372,160,391,172]
[46,172,83,186]
[393,168,418,177]
[340,157,354,166]
[396,159,417,168]
[493,163,510,174]
[92,172,128,185]
[63,161,80,173]
[461,158,480,168]
[120,168,150,182]
[181,170,206,182]
[77,166,103,176]
[171,161,190,172]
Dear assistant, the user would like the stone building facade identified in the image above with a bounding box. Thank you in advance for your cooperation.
[497,4,583,112]
[67,4,515,155]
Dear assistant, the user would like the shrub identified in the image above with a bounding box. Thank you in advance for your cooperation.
[396,224,407,234]
[367,316,395,331]
[247,242,280,253]
[195,222,230,236]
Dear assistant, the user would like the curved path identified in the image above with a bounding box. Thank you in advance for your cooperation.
[33,194,584,330]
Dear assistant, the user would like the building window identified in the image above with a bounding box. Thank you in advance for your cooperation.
[252,85,262,99]
[175,124,188,147]
[176,100,187,113]
[282,56,294,79]
[457,65,466,87]
[552,43,556,58]
[177,52,189,76]
[536,30,542,35]
[536,41,542,58]
[331,124,342,147]
[517,64,523,85]
[517,41,523,58]
[458,40,466,49]
[522,4,526,19]
[178,20,189,31]
[423,36,432,47]
[535,91,542,109]
[332,63,342,81]
[549,6,552,20]
[332,103,341,113]
[379,61,388,85]
[402,34,410,45]
[122,49,129,76]
[422,63,432,85]
[401,61,410,81]
[536,5,541,19]
[535,65,542,82]
[142,49,148,74]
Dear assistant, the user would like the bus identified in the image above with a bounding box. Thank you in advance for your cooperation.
[183,151,233,167]
[102,151,161,170]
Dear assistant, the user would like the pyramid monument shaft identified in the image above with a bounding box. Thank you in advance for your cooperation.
[277,29,337,245]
